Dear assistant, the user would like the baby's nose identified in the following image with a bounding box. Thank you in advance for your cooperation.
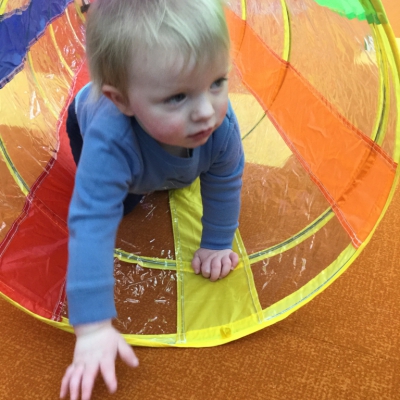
[192,95,214,121]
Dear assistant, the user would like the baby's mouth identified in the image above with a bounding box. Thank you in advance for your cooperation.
[189,127,214,140]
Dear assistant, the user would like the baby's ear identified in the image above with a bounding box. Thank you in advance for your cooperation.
[101,85,134,116]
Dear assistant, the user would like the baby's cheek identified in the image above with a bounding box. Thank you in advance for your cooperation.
[218,99,229,123]
[157,118,186,141]
[168,117,186,133]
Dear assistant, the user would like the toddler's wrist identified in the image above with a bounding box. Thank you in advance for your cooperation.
[74,319,112,337]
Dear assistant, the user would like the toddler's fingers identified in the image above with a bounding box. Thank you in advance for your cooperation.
[201,259,211,279]
[68,364,85,400]
[60,364,75,398]
[209,257,222,282]
[219,255,232,279]
[229,252,239,270]
[100,358,117,395]
[81,364,99,400]
[191,253,201,275]
[118,338,139,368]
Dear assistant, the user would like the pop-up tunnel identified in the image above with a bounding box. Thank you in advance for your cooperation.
[0,0,399,347]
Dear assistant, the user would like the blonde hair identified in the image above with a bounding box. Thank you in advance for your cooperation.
[86,0,230,101]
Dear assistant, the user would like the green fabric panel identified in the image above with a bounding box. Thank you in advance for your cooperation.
[313,0,381,24]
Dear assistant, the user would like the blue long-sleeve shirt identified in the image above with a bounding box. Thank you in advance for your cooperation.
[67,84,244,325]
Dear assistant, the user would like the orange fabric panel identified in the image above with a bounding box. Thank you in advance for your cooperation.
[226,10,397,247]
[228,11,286,108]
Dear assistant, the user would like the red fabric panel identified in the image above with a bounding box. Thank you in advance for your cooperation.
[0,65,89,319]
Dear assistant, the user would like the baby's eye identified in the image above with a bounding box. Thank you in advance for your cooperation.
[165,93,186,104]
[211,77,228,89]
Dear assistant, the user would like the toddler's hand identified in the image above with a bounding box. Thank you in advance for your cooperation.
[60,320,138,400]
[191,248,239,281]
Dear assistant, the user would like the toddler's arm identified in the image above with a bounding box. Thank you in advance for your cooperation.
[191,248,239,281]
[60,320,138,400]
[196,105,244,281]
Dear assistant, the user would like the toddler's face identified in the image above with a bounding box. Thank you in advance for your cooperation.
[123,49,230,149]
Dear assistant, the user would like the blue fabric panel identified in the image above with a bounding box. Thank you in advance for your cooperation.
[0,0,72,88]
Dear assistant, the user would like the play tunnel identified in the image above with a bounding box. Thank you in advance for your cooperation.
[0,0,399,347]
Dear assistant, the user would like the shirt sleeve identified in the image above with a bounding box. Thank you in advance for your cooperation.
[66,112,136,326]
[199,107,244,250]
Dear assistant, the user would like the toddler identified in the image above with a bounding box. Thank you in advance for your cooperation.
[60,0,244,399]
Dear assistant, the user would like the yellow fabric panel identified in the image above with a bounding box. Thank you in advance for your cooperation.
[170,179,263,340]
[170,180,203,261]
[0,65,57,132]
[182,268,258,334]
[229,93,265,136]
[230,93,293,168]
[0,60,58,191]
